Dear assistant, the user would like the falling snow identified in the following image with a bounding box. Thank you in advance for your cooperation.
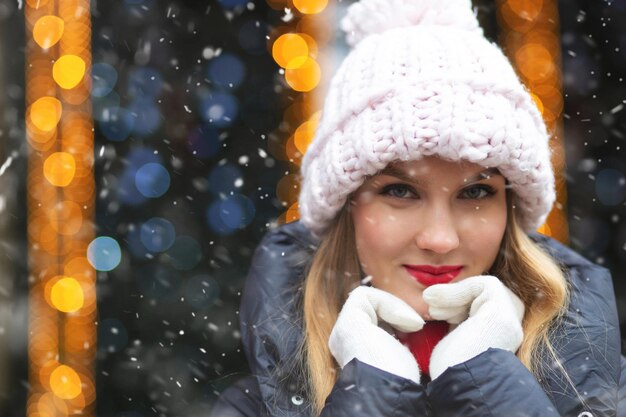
[0,0,625,416]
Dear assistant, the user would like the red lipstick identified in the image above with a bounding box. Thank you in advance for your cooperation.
[403,265,463,287]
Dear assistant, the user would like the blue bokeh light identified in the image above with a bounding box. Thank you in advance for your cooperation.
[219,194,255,229]
[208,53,246,88]
[206,194,255,235]
[206,201,229,235]
[100,107,134,142]
[199,92,239,128]
[87,236,122,271]
[118,171,147,206]
[129,98,162,136]
[128,146,162,165]
[596,168,626,206]
[128,66,163,99]
[208,163,242,195]
[135,163,171,198]
[218,0,248,9]
[91,63,118,97]
[93,91,121,122]
[125,225,152,260]
[187,124,220,159]
[140,217,176,252]
[118,148,162,206]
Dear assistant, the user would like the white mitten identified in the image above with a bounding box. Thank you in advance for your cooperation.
[329,285,426,383]
[422,275,525,380]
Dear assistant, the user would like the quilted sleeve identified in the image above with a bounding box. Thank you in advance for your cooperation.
[427,348,561,417]
[320,358,431,417]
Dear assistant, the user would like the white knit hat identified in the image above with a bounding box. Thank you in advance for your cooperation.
[298,0,556,240]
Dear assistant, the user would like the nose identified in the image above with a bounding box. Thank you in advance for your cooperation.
[414,205,460,254]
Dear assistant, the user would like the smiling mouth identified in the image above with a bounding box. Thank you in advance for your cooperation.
[403,265,463,287]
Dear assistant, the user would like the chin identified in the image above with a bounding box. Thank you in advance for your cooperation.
[413,302,430,320]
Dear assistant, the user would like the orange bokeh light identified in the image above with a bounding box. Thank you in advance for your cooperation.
[297,33,319,59]
[37,392,67,417]
[294,112,320,155]
[62,176,95,202]
[285,57,321,92]
[30,97,62,132]
[27,1,96,416]
[64,257,95,283]
[529,92,544,115]
[64,149,93,179]
[43,152,76,187]
[285,134,302,166]
[26,0,51,8]
[536,222,551,236]
[50,277,84,313]
[499,0,566,243]
[65,319,96,353]
[506,0,543,21]
[33,15,64,49]
[49,200,83,236]
[515,43,555,82]
[293,0,328,14]
[286,201,300,223]
[53,55,86,89]
[50,364,82,399]
[26,113,57,148]
[272,33,309,69]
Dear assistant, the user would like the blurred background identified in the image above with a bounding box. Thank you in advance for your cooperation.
[0,0,625,416]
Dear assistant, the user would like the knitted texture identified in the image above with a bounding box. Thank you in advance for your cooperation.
[329,286,425,383]
[298,0,556,240]
[422,275,525,380]
[341,0,482,47]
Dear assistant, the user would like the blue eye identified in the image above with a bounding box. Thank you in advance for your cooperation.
[380,183,497,200]
[381,184,416,199]
[460,185,496,200]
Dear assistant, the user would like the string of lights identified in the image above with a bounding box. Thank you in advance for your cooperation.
[497,0,568,243]
[267,0,333,224]
[25,0,96,416]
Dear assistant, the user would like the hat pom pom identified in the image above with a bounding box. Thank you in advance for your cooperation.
[340,0,482,48]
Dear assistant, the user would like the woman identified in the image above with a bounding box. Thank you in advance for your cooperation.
[211,0,626,416]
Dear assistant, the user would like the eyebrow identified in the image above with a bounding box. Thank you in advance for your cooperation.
[377,165,502,185]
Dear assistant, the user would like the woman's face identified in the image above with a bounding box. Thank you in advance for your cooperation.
[350,156,508,321]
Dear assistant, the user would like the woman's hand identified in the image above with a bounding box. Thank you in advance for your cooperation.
[422,275,525,380]
[329,284,426,384]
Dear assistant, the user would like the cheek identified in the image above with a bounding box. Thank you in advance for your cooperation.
[351,204,407,270]
[461,204,507,266]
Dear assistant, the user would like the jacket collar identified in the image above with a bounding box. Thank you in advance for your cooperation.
[240,222,621,415]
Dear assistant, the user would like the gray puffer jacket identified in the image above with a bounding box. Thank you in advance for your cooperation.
[211,220,626,417]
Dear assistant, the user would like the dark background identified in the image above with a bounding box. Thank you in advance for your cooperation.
[0,0,625,416]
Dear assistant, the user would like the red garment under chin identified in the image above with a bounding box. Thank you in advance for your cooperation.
[397,321,450,377]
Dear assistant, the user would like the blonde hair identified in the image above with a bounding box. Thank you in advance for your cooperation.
[300,190,578,415]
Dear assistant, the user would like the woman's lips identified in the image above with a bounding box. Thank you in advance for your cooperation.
[403,265,463,287]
